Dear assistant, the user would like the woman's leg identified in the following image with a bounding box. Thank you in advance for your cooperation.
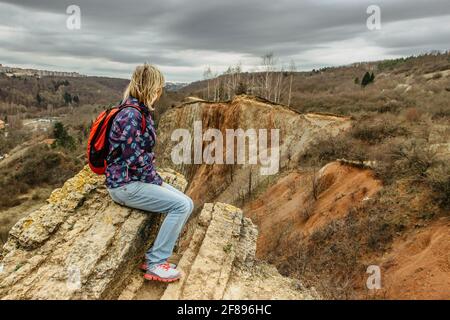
[161,182,194,227]
[108,182,193,267]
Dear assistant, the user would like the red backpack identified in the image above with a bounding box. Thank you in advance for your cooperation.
[87,103,146,175]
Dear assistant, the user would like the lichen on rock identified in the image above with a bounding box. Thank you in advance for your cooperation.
[0,166,187,300]
[0,165,317,300]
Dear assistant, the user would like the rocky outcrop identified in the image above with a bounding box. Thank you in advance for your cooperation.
[125,202,317,300]
[0,166,318,300]
[0,166,187,300]
[156,95,351,208]
[161,202,252,300]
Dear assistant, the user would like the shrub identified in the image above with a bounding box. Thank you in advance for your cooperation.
[404,108,422,122]
[53,122,75,150]
[235,82,248,95]
[391,140,437,178]
[377,100,404,114]
[350,120,408,144]
[432,72,443,80]
[426,163,450,210]
[300,134,369,167]
[0,144,82,209]
[429,106,450,119]
[0,128,30,154]
[373,139,438,184]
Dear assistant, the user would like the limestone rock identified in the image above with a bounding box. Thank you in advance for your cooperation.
[0,165,318,300]
[159,203,318,300]
[0,166,187,300]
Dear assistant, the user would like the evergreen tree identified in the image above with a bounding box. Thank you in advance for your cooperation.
[53,122,75,150]
[235,82,247,95]
[63,92,72,105]
[361,72,372,87]
[36,93,43,106]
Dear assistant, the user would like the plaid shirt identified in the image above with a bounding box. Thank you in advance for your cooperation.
[105,97,163,189]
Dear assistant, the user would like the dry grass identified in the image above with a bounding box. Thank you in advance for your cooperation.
[426,163,450,210]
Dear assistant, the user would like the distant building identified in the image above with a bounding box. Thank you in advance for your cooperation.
[0,66,16,74]
[0,65,86,78]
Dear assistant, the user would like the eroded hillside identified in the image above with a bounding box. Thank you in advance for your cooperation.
[156,95,351,208]
[245,161,383,258]
[155,94,450,299]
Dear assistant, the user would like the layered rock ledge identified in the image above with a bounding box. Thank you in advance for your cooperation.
[0,166,186,299]
[0,166,318,300]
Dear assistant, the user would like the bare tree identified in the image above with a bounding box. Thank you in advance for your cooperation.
[288,60,297,107]
[203,66,213,100]
[273,64,284,103]
[233,62,242,96]
[261,53,276,100]
[249,71,255,95]
[223,67,231,100]
[211,71,220,101]
[221,63,243,100]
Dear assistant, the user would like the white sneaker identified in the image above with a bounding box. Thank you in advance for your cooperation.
[144,262,181,282]
[140,261,176,271]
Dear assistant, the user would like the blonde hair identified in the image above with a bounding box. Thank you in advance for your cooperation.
[123,63,165,111]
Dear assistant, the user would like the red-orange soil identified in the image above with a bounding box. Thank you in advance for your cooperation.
[245,162,382,258]
[378,220,450,300]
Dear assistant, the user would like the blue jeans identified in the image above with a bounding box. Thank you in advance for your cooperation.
[108,181,194,267]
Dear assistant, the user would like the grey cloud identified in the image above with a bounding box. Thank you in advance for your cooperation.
[0,0,449,82]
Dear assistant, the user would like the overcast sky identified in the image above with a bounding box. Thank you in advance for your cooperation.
[0,0,449,82]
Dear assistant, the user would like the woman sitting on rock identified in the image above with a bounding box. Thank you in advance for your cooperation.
[106,64,193,282]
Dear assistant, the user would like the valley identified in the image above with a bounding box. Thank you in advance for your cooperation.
[1,52,449,299]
